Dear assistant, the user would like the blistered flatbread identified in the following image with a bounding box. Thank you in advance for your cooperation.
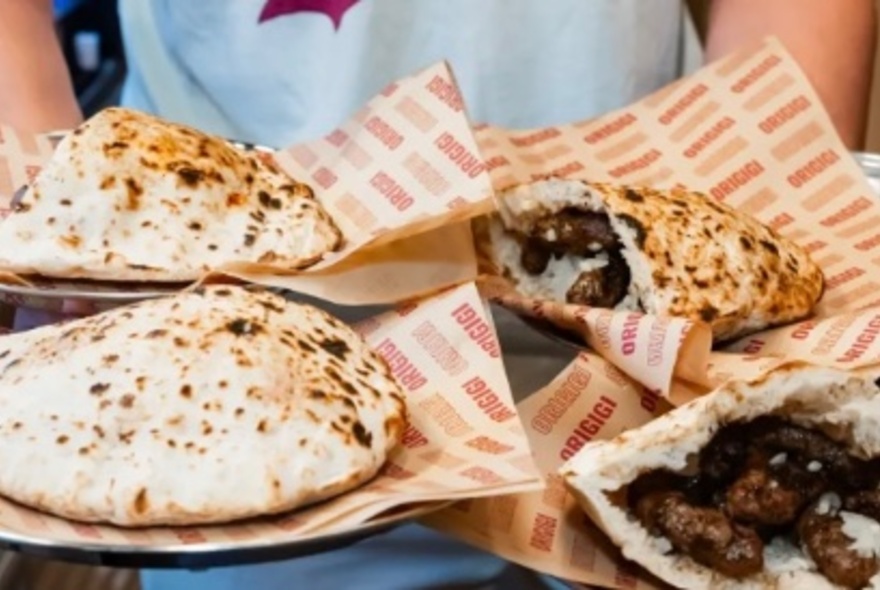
[0,286,406,526]
[0,107,343,282]
[561,363,880,589]
[483,179,824,341]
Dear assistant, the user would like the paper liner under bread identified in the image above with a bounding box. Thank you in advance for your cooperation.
[423,352,672,589]
[470,36,880,397]
[0,61,493,310]
[0,281,541,551]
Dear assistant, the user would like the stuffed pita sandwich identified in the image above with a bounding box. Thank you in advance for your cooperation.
[0,285,406,526]
[561,363,880,589]
[482,179,824,341]
[0,107,343,282]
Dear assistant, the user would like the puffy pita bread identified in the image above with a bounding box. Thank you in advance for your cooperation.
[484,179,824,341]
[0,286,406,526]
[560,363,880,589]
[0,107,343,282]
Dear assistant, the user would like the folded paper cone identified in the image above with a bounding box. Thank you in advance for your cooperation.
[469,35,879,395]
[425,36,880,590]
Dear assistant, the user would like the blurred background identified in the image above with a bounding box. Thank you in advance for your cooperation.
[688,0,880,152]
[53,0,126,119]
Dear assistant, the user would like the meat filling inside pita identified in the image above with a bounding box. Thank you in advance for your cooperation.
[504,207,632,309]
[623,417,880,588]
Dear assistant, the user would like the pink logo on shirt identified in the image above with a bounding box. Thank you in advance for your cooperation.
[258,0,361,29]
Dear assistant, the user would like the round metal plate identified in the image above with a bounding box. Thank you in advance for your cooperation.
[0,138,275,308]
[0,501,451,570]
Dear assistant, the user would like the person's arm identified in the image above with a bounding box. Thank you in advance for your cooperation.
[704,0,877,150]
[0,0,82,132]
[0,0,87,328]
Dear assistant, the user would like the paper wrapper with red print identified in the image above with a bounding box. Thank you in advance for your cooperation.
[472,36,880,397]
[0,61,494,312]
[423,351,672,589]
[0,282,542,552]
[477,276,713,402]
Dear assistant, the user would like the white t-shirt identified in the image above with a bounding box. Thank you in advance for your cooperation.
[117,1,701,588]
[119,0,700,146]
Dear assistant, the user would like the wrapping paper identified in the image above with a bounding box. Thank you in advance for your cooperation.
[477,276,713,399]
[472,36,879,395]
[424,352,670,590]
[424,37,880,589]
[0,61,493,310]
[0,282,542,551]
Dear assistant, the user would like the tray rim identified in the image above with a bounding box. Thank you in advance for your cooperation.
[0,500,452,569]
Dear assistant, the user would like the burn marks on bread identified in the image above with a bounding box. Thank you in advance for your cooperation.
[0,284,406,525]
[3,106,345,285]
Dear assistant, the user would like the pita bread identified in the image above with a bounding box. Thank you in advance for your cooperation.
[560,363,880,589]
[0,107,343,282]
[483,179,824,341]
[0,286,406,526]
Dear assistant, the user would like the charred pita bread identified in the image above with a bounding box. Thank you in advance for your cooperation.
[0,107,343,282]
[0,286,406,526]
[561,363,880,589]
[482,179,824,342]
